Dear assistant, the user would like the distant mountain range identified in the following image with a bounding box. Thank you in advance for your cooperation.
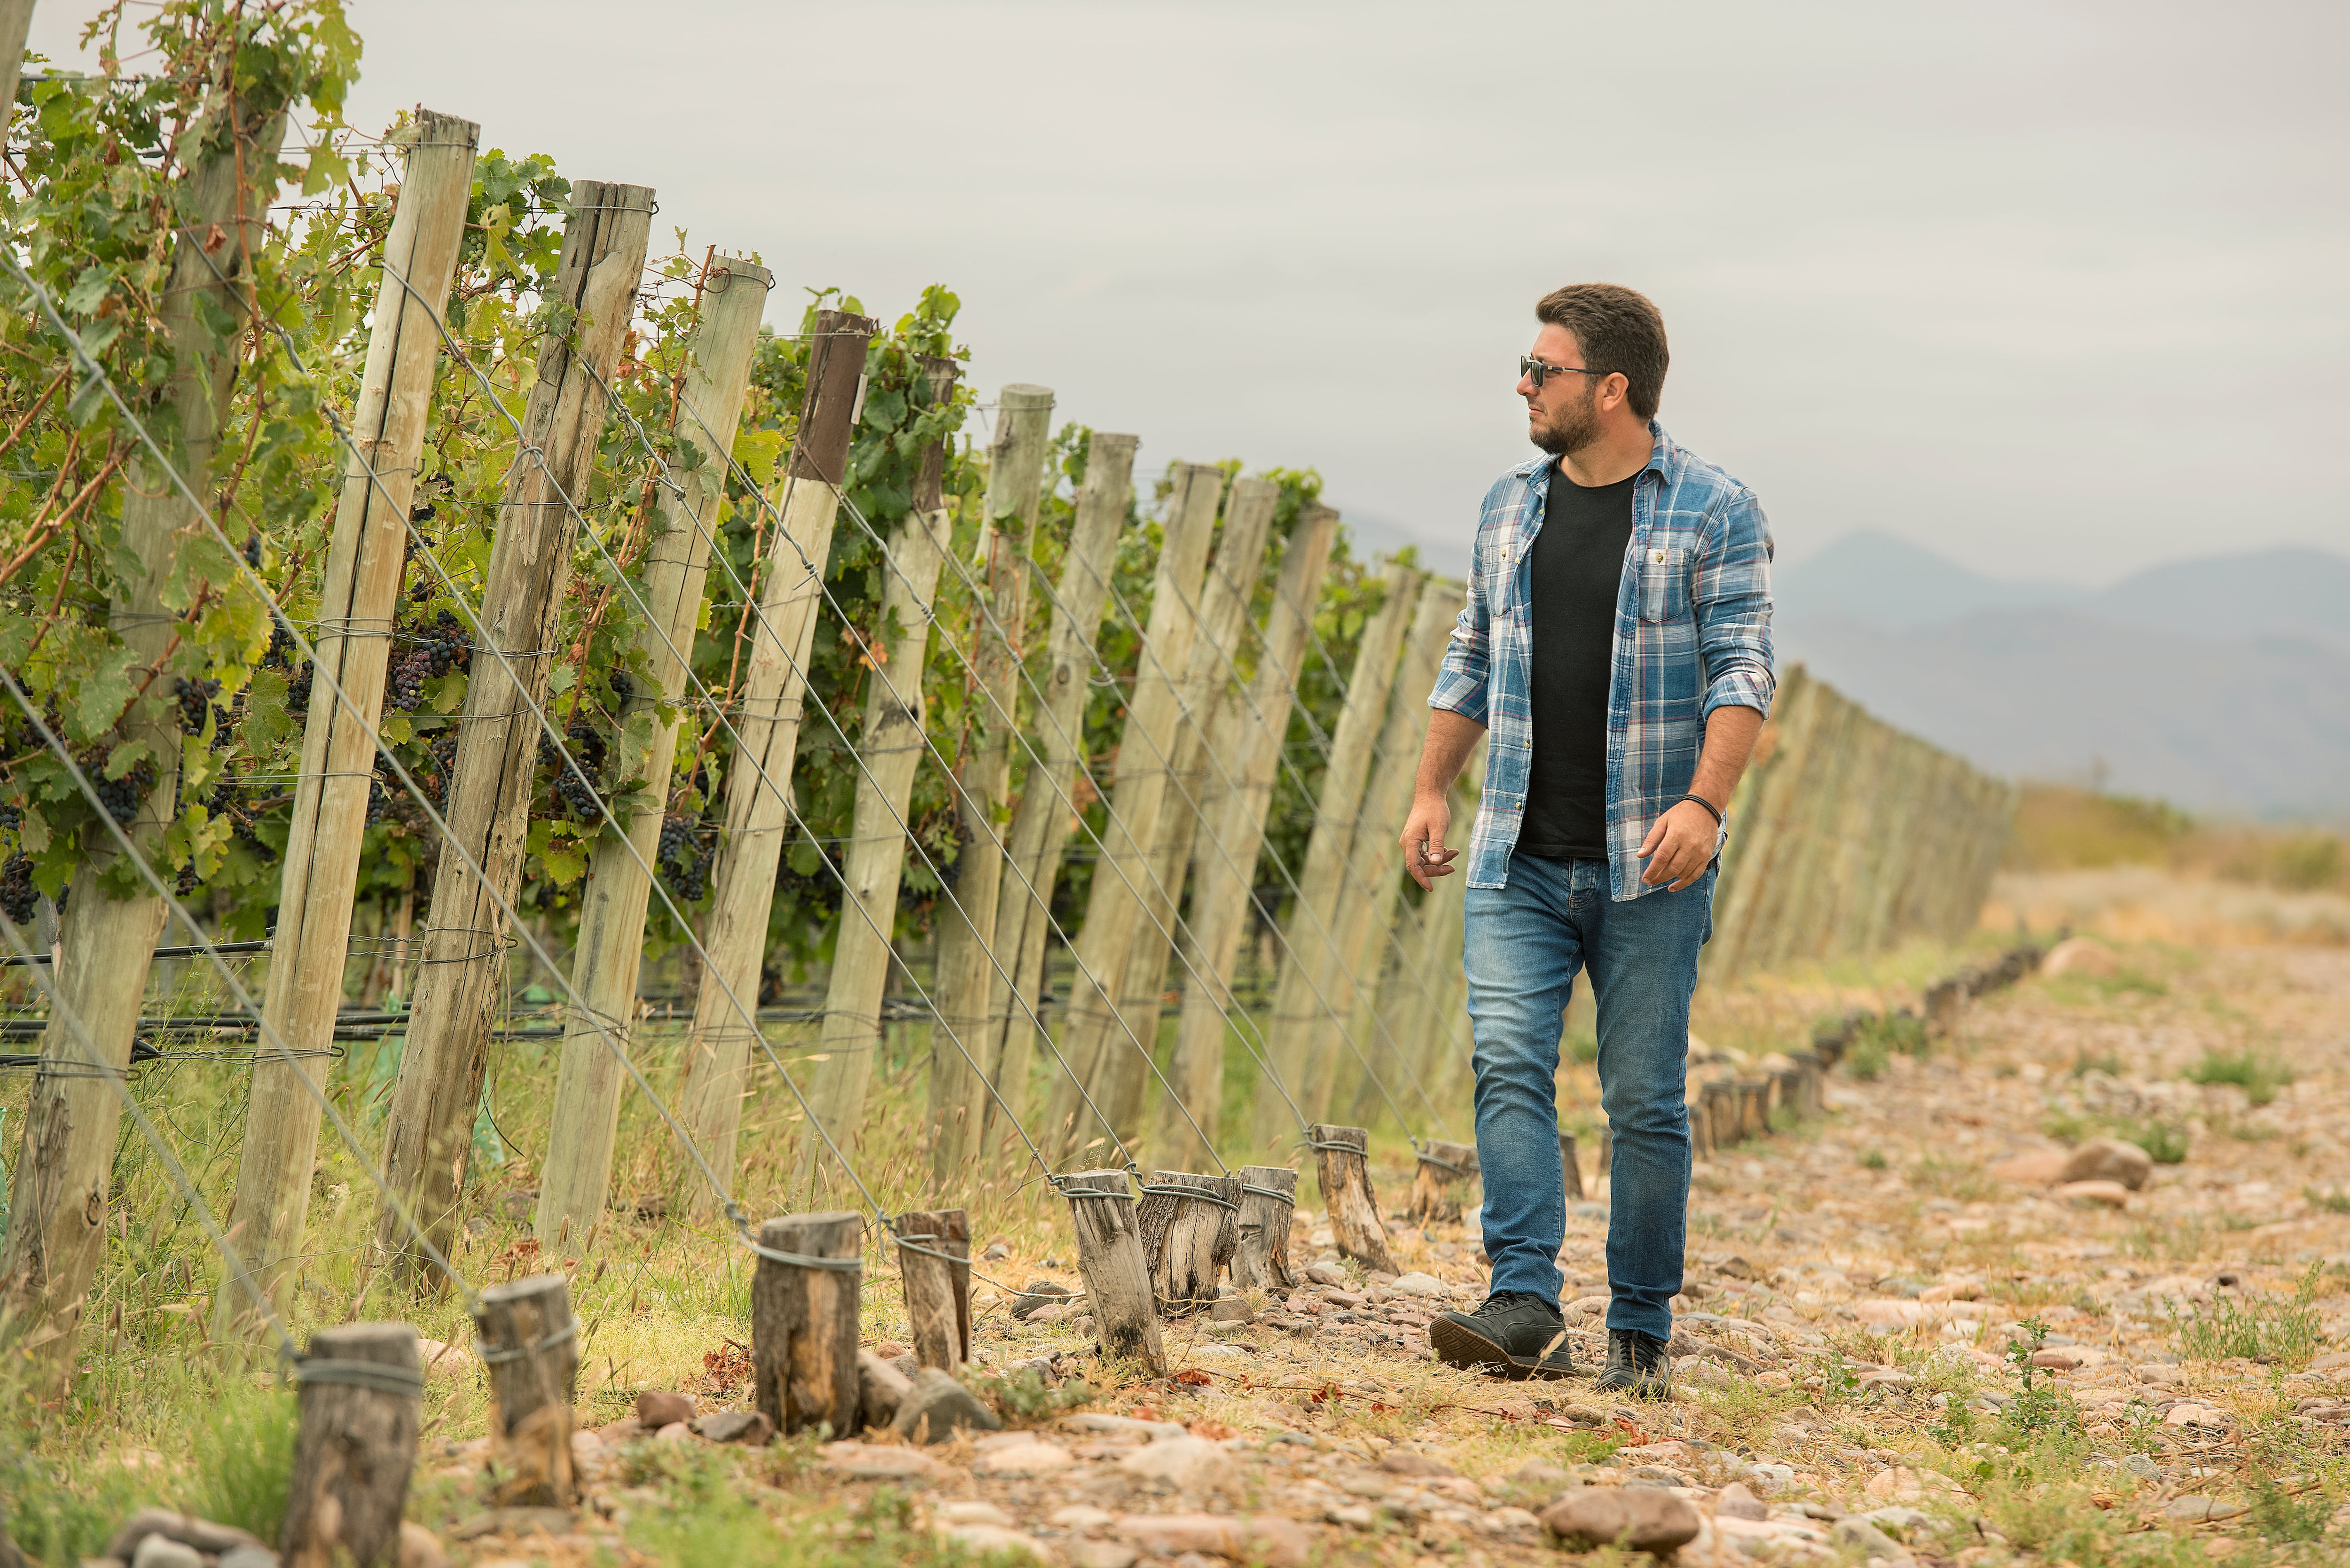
[1770,536,2350,821]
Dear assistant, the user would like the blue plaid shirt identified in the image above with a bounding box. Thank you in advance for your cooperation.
[1428,422,1775,898]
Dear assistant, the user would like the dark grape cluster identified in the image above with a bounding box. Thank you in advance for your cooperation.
[424,730,459,810]
[174,859,200,896]
[263,623,298,668]
[286,660,314,715]
[88,753,158,827]
[657,814,714,903]
[0,852,35,926]
[175,676,222,734]
[384,609,472,713]
[242,532,262,568]
[365,757,400,825]
[540,717,606,822]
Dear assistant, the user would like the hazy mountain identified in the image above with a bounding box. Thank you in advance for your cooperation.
[1771,537,2350,820]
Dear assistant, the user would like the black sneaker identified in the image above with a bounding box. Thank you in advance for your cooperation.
[1592,1327,1672,1399]
[1428,1291,1574,1381]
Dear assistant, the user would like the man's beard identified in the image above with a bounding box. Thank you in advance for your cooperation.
[1529,385,1601,457]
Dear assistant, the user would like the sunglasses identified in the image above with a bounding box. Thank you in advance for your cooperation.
[1520,355,1606,391]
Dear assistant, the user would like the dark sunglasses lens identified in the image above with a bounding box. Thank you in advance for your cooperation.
[1520,356,1543,388]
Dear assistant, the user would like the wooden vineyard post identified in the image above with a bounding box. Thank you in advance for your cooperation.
[795,358,961,1199]
[1397,745,1483,1112]
[537,256,775,1243]
[1137,1171,1240,1315]
[946,433,1138,1183]
[1409,1139,1478,1224]
[1308,1124,1396,1273]
[925,384,1055,1167]
[213,113,478,1341]
[1261,563,1420,1138]
[473,1274,580,1506]
[1040,464,1223,1159]
[1231,1165,1298,1292]
[373,183,654,1282]
[1061,1170,1167,1374]
[893,1208,971,1372]
[1,80,292,1380]
[1704,1081,1737,1150]
[284,1324,423,1568]
[0,1,33,123]
[673,311,877,1210]
[1596,1125,1614,1179]
[1097,478,1278,1139]
[1559,1131,1584,1201]
[751,1212,863,1436]
[1156,509,1338,1164]
[1329,576,1452,1124]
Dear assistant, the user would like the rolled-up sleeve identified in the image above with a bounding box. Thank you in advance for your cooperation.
[1693,488,1776,720]
[1427,557,1491,724]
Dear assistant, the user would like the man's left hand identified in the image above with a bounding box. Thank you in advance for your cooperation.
[1635,800,1718,891]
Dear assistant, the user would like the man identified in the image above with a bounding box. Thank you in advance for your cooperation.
[1402,283,1773,1396]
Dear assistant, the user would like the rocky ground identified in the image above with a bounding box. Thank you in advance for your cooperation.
[135,928,2350,1568]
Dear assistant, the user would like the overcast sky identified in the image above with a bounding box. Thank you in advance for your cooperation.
[33,1,2350,581]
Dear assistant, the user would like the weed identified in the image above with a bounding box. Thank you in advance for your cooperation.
[2168,1263,2323,1366]
[2184,1046,2292,1107]
[2071,1049,2125,1078]
[2115,1118,2190,1164]
[2304,1186,2350,1215]
[1858,1148,1888,1171]
[2248,1480,2332,1543]
[187,1382,299,1542]
[1846,1033,1890,1081]
[971,1365,1095,1425]
[1998,1319,2084,1442]
[2041,1108,2091,1144]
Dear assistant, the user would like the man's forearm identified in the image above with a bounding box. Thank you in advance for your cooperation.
[1415,708,1487,803]
[1688,704,1765,812]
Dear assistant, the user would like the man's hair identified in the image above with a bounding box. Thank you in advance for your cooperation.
[1535,283,1668,421]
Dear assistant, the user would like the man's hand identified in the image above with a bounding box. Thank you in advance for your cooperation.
[1636,799,1718,891]
[1400,790,1460,890]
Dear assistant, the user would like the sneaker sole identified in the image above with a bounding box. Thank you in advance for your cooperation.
[1429,1316,1575,1382]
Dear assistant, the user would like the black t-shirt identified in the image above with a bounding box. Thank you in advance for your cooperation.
[1517,464,1637,861]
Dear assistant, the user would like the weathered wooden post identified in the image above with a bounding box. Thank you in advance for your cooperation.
[0,2,35,124]
[752,1213,863,1435]
[1328,575,1450,1124]
[537,254,774,1244]
[1409,1140,1478,1223]
[1231,1165,1298,1291]
[1041,464,1223,1157]
[926,384,1056,1164]
[1308,1124,1395,1272]
[473,1274,579,1506]
[285,1324,423,1568]
[217,112,479,1341]
[1559,1130,1585,1201]
[374,183,654,1281]
[1138,1171,1240,1315]
[893,1209,971,1372]
[945,433,1136,1181]
[2,66,293,1379]
[1157,508,1339,1165]
[1262,563,1421,1138]
[796,359,961,1198]
[674,311,877,1209]
[1596,1124,1614,1178]
[1061,1171,1167,1373]
[1099,479,1278,1139]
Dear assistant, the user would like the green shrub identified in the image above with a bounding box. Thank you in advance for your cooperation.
[2168,1263,2323,1366]
[1845,1032,1890,1081]
[2116,1119,2190,1164]
[2184,1047,2292,1107]
[187,1382,299,1542]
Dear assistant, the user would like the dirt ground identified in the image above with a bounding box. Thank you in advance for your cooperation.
[398,905,2350,1568]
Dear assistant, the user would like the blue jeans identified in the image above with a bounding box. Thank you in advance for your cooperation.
[1463,853,1715,1342]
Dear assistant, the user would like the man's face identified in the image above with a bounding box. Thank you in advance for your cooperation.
[1519,322,1605,458]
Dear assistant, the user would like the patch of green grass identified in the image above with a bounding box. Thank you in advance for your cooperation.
[1845,1032,1890,1080]
[971,1365,1095,1425]
[2115,1118,2191,1164]
[2168,1263,2324,1367]
[2184,1046,2293,1107]
[185,1381,298,1542]
[2304,1186,2350,1215]
[1858,1147,1888,1171]
[0,1443,160,1567]
[2070,1049,2127,1077]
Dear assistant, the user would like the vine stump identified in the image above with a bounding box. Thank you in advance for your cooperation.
[474,1275,578,1506]
[752,1212,862,1437]
[1062,1170,1167,1373]
[1308,1124,1395,1273]
[894,1208,970,1372]
[1137,1171,1239,1315]
[1231,1165,1297,1292]
[1558,1130,1585,1201]
[1408,1139,1479,1223]
[284,1322,420,1568]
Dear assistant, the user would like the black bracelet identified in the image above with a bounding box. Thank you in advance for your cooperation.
[1677,793,1723,827]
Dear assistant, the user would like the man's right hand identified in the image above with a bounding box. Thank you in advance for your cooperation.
[1400,791,1459,890]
